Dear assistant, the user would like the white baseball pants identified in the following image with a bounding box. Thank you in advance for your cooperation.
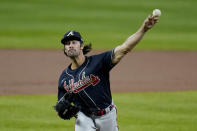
[75,107,118,131]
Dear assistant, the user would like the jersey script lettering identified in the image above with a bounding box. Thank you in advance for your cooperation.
[64,72,100,93]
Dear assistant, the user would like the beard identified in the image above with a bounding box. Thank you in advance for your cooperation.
[66,49,80,58]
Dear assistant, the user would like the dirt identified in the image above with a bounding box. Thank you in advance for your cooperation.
[0,50,197,95]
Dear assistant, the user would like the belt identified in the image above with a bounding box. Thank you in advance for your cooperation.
[92,104,115,116]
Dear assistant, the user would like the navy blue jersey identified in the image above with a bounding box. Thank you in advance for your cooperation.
[57,50,116,113]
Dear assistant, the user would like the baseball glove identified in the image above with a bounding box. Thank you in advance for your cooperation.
[54,93,80,120]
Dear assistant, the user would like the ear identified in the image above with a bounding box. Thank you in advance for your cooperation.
[80,43,84,50]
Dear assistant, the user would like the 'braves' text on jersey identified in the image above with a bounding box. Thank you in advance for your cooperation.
[58,50,116,114]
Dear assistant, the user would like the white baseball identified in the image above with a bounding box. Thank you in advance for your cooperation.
[152,9,161,17]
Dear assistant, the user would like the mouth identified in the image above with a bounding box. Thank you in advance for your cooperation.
[68,48,75,51]
[66,49,79,57]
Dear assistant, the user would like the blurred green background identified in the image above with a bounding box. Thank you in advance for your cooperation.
[0,0,196,50]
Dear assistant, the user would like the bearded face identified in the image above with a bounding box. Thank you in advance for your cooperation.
[64,40,83,58]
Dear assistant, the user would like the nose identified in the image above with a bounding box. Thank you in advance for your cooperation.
[68,42,74,48]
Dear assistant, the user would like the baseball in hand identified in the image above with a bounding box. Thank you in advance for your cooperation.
[152,9,161,17]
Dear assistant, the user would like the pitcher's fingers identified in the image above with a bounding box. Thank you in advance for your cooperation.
[153,17,159,20]
[154,18,159,23]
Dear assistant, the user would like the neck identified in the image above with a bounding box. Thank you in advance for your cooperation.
[70,54,85,70]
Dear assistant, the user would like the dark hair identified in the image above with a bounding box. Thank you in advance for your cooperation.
[63,42,92,56]
[83,43,92,55]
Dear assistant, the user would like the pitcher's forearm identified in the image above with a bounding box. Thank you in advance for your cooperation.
[123,26,146,51]
[112,15,159,64]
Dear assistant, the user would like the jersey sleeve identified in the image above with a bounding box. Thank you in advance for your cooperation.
[100,49,117,71]
[57,71,67,101]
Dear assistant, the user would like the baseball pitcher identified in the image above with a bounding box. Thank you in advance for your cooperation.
[54,13,159,131]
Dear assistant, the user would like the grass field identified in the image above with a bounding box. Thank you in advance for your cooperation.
[0,0,197,50]
[0,91,197,131]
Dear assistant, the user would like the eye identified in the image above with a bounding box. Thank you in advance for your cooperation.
[72,41,77,44]
[65,42,70,45]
